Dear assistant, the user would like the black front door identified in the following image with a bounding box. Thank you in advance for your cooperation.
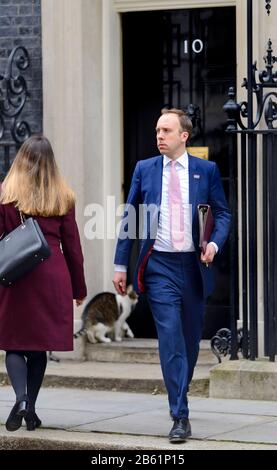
[122,7,237,338]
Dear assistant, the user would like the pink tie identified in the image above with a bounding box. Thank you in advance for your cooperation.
[169,160,184,250]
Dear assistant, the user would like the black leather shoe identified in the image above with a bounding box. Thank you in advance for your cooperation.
[168,418,192,443]
[5,396,28,432]
[24,412,42,431]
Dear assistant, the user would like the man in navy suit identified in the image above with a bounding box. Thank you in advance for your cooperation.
[113,108,231,443]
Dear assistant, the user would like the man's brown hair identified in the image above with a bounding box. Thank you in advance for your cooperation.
[161,108,193,139]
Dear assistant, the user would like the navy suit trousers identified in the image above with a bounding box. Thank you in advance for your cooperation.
[144,251,204,419]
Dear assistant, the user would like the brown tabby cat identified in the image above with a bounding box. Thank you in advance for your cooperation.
[74,285,138,343]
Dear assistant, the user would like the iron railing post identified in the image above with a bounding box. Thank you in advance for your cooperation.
[218,0,277,363]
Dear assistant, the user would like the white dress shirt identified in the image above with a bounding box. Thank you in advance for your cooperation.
[153,153,194,252]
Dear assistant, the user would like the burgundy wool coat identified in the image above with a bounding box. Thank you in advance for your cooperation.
[0,203,87,351]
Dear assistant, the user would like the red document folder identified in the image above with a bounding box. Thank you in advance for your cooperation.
[198,204,214,254]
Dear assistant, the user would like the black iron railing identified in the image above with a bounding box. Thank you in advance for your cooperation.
[0,46,31,180]
[211,0,277,362]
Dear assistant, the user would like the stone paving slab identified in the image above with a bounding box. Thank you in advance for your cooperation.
[69,407,271,440]
[213,419,277,445]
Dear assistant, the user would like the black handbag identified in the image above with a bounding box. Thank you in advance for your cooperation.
[0,212,51,286]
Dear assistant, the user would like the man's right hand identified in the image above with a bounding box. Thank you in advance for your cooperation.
[113,271,127,295]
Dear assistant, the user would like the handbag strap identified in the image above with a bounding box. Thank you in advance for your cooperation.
[0,210,25,240]
[19,211,26,225]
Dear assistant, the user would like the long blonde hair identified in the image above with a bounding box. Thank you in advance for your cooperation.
[0,135,75,216]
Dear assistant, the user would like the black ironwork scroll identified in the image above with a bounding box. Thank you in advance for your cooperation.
[0,46,31,144]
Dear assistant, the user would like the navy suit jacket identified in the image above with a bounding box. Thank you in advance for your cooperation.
[114,154,231,298]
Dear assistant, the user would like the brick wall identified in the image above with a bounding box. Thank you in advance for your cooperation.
[0,0,42,147]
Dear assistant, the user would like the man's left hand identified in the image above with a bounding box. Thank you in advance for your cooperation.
[201,243,216,265]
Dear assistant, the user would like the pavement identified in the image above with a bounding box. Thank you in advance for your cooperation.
[0,340,277,450]
[1,384,277,450]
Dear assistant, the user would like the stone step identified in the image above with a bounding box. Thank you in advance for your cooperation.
[1,426,275,450]
[85,338,160,363]
[0,360,210,397]
[79,338,217,365]
[0,340,216,398]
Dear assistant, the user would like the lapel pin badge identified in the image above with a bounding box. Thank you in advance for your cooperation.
[193,174,200,179]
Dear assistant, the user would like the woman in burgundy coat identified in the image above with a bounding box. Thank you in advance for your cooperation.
[0,135,87,431]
